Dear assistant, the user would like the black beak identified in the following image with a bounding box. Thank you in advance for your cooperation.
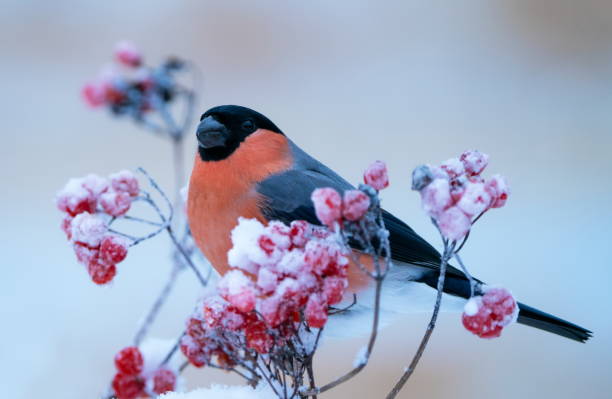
[196,116,229,148]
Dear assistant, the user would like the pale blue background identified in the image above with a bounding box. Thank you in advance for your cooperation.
[1,1,611,398]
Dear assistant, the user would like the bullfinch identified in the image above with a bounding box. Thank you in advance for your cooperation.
[187,104,591,342]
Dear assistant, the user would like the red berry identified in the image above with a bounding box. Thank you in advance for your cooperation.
[289,220,310,248]
[420,178,452,217]
[363,160,389,190]
[61,215,73,240]
[56,178,97,216]
[180,335,208,368]
[484,174,510,209]
[305,294,328,328]
[152,368,176,395]
[71,212,107,247]
[73,242,100,265]
[88,260,116,285]
[462,287,517,339]
[110,170,140,197]
[100,235,129,264]
[115,41,142,68]
[114,346,144,376]
[437,206,471,241]
[100,191,132,217]
[342,190,371,221]
[112,372,145,399]
[460,150,489,176]
[456,182,491,217]
[311,188,342,227]
[81,174,109,197]
[245,320,273,354]
[440,158,465,179]
[82,82,106,107]
[323,276,347,305]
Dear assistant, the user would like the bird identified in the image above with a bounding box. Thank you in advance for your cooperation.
[187,104,591,343]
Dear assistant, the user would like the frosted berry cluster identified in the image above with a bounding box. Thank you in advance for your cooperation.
[462,286,518,339]
[82,41,183,118]
[112,346,177,399]
[56,171,138,284]
[181,218,350,368]
[412,150,509,241]
[310,161,389,228]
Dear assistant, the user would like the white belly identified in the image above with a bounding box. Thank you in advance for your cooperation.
[324,261,466,338]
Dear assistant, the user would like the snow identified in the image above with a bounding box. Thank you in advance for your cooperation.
[420,178,452,217]
[436,206,471,241]
[463,297,481,316]
[158,384,276,399]
[70,212,107,247]
[456,182,491,217]
[460,150,489,176]
[440,157,465,178]
[353,345,369,368]
[139,338,185,394]
[227,218,266,274]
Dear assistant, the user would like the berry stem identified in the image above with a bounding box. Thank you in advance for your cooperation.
[385,234,455,399]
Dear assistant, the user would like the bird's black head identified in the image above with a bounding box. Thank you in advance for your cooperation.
[196,105,284,162]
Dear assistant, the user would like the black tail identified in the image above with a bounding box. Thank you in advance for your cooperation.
[517,302,592,343]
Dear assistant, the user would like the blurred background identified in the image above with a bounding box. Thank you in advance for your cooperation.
[2,0,611,398]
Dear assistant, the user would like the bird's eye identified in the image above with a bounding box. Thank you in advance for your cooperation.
[241,120,255,131]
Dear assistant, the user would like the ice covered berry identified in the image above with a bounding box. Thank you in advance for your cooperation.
[115,41,142,67]
[245,320,273,354]
[73,242,100,265]
[462,287,518,339]
[218,270,256,313]
[151,368,176,395]
[100,191,132,217]
[485,174,510,209]
[88,260,116,285]
[109,170,139,197]
[420,178,452,217]
[100,235,129,264]
[364,160,389,190]
[311,188,342,227]
[82,82,106,107]
[71,212,107,247]
[440,158,465,178]
[456,182,491,217]
[61,215,73,240]
[56,178,97,216]
[114,346,144,375]
[112,372,145,399]
[437,206,471,241]
[305,293,328,328]
[460,150,489,176]
[342,190,371,221]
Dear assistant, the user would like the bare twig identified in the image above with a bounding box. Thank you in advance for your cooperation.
[385,238,456,399]
[133,263,183,346]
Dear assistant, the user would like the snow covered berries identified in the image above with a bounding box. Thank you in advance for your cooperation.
[412,150,509,241]
[82,41,185,120]
[56,170,138,284]
[462,286,518,339]
[112,344,178,399]
[181,217,350,368]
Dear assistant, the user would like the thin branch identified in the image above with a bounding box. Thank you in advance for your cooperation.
[300,275,384,397]
[385,241,455,399]
[133,263,183,346]
[166,225,206,286]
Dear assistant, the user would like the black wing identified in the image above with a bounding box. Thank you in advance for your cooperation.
[256,167,468,281]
